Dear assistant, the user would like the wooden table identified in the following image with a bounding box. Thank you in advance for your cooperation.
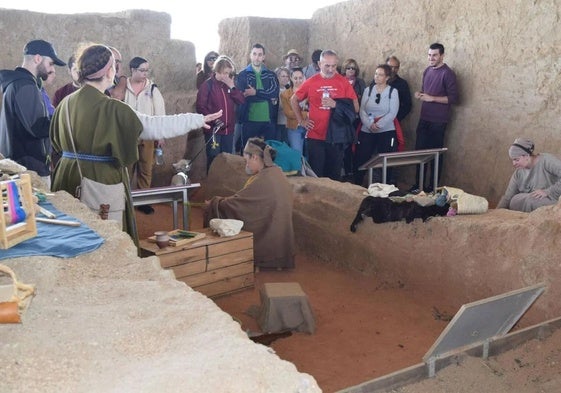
[140,228,254,298]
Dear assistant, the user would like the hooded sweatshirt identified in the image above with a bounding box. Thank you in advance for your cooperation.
[0,67,51,176]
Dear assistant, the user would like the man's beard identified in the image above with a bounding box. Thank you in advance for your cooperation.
[37,64,50,82]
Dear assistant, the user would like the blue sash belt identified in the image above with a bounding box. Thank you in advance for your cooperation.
[62,151,115,162]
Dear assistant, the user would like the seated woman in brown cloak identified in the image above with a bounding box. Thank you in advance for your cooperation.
[205,138,295,270]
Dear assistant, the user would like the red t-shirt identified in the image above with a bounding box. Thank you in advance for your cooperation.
[294,73,357,140]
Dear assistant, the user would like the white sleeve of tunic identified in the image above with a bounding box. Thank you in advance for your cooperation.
[136,112,205,140]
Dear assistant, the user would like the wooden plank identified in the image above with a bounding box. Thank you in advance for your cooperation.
[191,273,255,298]
[185,228,252,247]
[157,247,206,268]
[180,261,254,288]
[207,249,253,271]
[336,362,429,393]
[169,259,207,278]
[208,236,253,258]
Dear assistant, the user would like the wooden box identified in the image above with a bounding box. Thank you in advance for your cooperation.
[140,228,254,298]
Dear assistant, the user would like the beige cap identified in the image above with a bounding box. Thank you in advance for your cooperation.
[283,49,301,60]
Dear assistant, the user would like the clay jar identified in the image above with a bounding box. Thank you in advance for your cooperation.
[154,231,170,249]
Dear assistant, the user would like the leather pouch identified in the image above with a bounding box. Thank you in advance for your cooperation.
[0,264,34,324]
[0,301,21,323]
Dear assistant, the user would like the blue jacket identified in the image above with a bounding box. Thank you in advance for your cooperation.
[235,64,279,123]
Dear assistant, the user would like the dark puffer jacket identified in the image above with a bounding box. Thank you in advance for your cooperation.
[326,98,357,145]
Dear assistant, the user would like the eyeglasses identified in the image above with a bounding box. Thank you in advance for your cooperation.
[136,68,150,73]
[346,67,356,71]
[208,57,217,62]
[375,93,381,104]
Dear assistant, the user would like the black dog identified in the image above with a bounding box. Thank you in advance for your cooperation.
[350,196,450,232]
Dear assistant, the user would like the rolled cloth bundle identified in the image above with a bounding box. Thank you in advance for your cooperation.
[444,186,488,214]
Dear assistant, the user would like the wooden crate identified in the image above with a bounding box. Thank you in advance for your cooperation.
[140,228,254,298]
[1,174,37,249]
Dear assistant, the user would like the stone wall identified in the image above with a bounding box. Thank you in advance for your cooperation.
[0,9,196,109]
[0,8,200,186]
[220,0,561,206]
[218,17,310,71]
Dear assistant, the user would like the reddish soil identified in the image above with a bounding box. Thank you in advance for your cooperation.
[136,184,561,393]
[135,186,449,392]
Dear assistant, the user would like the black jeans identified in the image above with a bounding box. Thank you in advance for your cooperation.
[306,139,346,181]
[205,133,234,172]
[241,121,276,149]
[353,130,398,186]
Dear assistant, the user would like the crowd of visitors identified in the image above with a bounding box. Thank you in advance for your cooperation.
[2,36,557,269]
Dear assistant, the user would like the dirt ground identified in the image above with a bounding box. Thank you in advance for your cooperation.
[135,185,561,393]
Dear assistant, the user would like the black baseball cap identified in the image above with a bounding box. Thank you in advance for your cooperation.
[23,39,66,66]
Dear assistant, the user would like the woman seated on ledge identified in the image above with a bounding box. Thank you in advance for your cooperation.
[205,138,295,270]
[497,137,561,212]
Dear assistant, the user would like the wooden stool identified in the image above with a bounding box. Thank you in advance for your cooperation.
[257,282,315,334]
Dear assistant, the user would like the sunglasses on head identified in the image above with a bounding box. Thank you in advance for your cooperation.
[375,93,381,104]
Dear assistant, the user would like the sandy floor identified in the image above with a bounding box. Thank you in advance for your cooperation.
[395,326,561,393]
[134,190,455,392]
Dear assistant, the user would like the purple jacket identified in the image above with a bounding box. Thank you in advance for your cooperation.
[420,64,458,123]
[196,75,245,135]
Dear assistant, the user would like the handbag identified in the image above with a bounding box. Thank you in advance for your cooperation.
[0,264,35,324]
[64,100,126,225]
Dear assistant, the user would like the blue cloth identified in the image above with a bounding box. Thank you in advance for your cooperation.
[0,201,104,260]
[266,140,302,172]
[62,151,115,162]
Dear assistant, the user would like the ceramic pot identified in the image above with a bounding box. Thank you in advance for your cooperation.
[154,231,170,249]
